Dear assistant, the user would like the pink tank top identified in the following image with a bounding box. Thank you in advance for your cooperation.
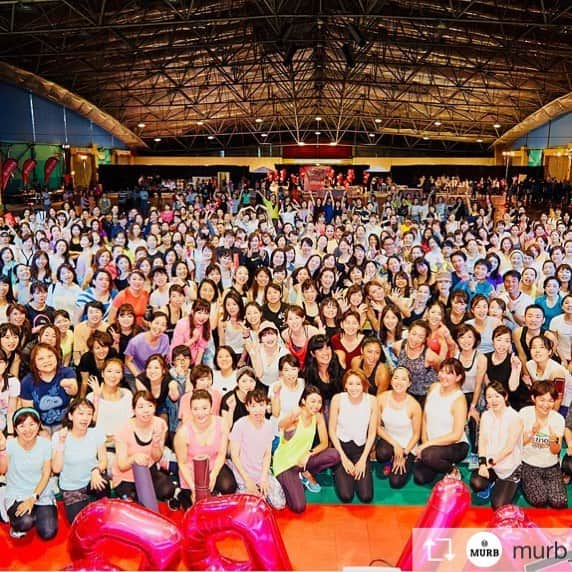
[179,415,224,489]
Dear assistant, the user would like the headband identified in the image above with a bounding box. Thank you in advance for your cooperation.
[12,407,40,426]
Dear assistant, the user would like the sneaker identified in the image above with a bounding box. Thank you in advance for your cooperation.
[299,473,321,493]
[467,453,479,470]
[167,497,181,511]
[477,483,493,500]
[382,463,392,477]
[9,528,26,539]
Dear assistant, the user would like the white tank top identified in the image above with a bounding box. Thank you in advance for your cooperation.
[456,350,478,393]
[337,393,371,446]
[425,387,466,442]
[381,397,413,448]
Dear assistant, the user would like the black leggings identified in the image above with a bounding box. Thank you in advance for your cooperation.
[375,437,414,489]
[334,441,373,503]
[463,392,478,451]
[470,468,519,509]
[7,502,58,540]
[413,442,469,485]
[115,465,176,503]
[178,464,237,509]
[562,455,572,477]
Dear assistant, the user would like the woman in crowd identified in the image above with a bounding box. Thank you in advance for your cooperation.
[220,366,259,430]
[212,345,238,395]
[160,284,187,341]
[108,270,149,326]
[0,323,21,378]
[77,330,119,396]
[394,320,443,407]
[378,304,404,371]
[375,367,422,489]
[125,311,170,378]
[47,264,82,321]
[229,388,285,509]
[535,276,563,325]
[469,381,523,508]
[413,358,469,484]
[351,337,390,395]
[273,385,340,512]
[0,348,19,435]
[87,357,133,452]
[548,294,572,370]
[329,369,377,503]
[74,269,115,324]
[135,354,179,426]
[454,323,487,450]
[171,298,212,367]
[218,290,248,356]
[485,325,528,410]
[20,343,78,434]
[173,389,236,508]
[282,305,320,368]
[51,398,108,522]
[112,390,177,504]
[303,334,344,410]
[331,310,364,369]
[0,408,57,540]
[108,303,143,360]
[519,380,567,508]
[525,335,568,407]
[247,320,288,388]
[466,295,501,355]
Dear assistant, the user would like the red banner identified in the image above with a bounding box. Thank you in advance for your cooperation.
[1,158,18,192]
[44,156,59,184]
[22,158,37,185]
[299,165,333,192]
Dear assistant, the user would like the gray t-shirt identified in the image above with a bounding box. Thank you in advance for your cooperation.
[5,436,54,508]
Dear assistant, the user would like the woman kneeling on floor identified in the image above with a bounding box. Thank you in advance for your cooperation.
[413,358,469,484]
[469,381,523,508]
[375,367,422,489]
[0,407,57,540]
[52,398,110,523]
[329,369,378,503]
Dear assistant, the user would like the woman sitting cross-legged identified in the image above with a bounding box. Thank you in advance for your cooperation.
[329,369,378,503]
[51,398,110,523]
[0,408,57,540]
[273,385,340,513]
[469,381,523,508]
[413,358,469,484]
[229,388,286,509]
[375,367,422,489]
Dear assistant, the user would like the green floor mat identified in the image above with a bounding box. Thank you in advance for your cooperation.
[306,462,531,507]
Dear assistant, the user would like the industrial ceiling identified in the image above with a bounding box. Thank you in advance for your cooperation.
[0,0,571,155]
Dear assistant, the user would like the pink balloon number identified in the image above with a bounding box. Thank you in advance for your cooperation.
[396,477,471,571]
[68,499,182,571]
[181,494,293,571]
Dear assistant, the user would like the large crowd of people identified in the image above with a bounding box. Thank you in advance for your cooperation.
[0,175,571,542]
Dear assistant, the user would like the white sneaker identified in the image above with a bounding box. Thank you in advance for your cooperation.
[9,527,26,539]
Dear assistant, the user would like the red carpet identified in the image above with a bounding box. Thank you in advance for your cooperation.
[1,503,568,570]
